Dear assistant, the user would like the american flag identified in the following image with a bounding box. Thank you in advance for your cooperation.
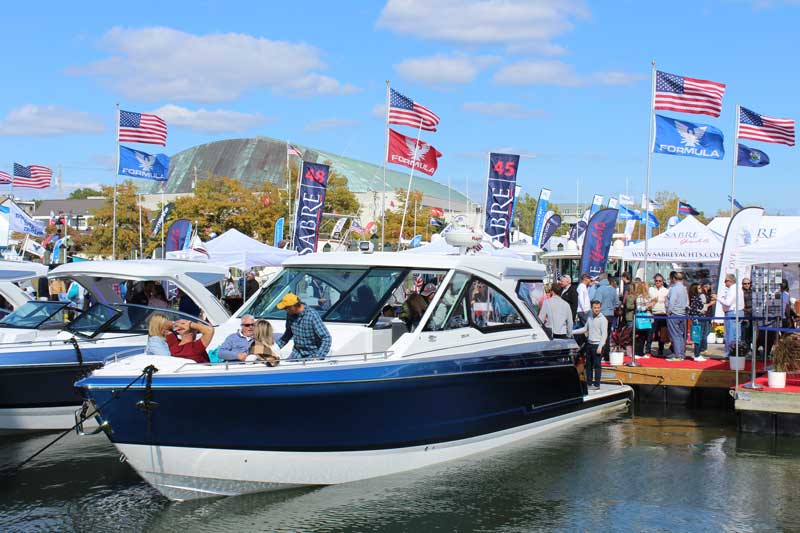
[738,107,795,147]
[287,144,303,157]
[654,70,726,117]
[13,163,52,189]
[388,89,440,132]
[0,170,11,184]
[118,110,168,146]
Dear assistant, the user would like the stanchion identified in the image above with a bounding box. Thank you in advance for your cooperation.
[743,317,761,389]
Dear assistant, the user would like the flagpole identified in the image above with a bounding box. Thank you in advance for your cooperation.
[730,104,740,217]
[397,119,424,249]
[286,140,292,245]
[138,193,143,258]
[481,152,490,234]
[161,182,165,256]
[643,60,656,284]
[381,80,390,251]
[447,175,452,222]
[112,103,120,260]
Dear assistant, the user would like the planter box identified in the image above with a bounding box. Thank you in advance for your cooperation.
[768,370,787,389]
[729,356,746,371]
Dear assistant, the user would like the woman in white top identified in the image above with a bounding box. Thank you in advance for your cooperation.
[145,313,172,356]
[647,274,670,356]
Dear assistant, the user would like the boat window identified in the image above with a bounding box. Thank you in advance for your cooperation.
[0,301,69,329]
[66,303,121,337]
[469,278,526,331]
[424,272,471,331]
[241,267,368,320]
[516,281,547,316]
[66,304,210,338]
[325,268,406,323]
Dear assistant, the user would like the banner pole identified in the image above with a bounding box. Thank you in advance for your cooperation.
[643,60,656,284]
[381,80,390,250]
[286,140,292,245]
[397,119,423,249]
[113,103,120,260]
[730,104,740,217]
[161,182,165,257]
[138,193,143,258]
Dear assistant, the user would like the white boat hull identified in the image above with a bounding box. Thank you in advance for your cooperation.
[0,405,97,434]
[116,389,630,501]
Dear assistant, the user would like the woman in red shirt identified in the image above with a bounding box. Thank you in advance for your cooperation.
[166,319,214,363]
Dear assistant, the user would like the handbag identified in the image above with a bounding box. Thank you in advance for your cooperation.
[635,316,652,330]
[690,322,703,344]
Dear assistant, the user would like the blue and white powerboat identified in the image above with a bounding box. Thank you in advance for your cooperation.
[0,260,229,432]
[0,260,49,318]
[76,247,632,500]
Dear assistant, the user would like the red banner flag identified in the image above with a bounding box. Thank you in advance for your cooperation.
[430,207,444,217]
[387,128,442,177]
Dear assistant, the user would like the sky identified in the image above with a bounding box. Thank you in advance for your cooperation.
[1,0,799,215]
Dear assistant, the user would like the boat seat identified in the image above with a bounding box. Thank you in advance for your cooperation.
[375,317,407,344]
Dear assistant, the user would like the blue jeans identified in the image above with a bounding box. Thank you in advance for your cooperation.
[667,316,686,357]
[699,320,710,353]
[694,320,709,357]
[724,310,742,354]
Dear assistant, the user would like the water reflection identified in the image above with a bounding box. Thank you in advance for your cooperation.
[2,406,800,532]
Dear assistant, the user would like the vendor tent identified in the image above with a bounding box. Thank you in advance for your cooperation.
[622,215,723,262]
[736,229,800,267]
[203,229,296,270]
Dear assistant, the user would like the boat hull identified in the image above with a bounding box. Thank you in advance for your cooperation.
[116,390,629,501]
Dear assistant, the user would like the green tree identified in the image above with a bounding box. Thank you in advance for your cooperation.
[87,180,149,257]
[69,187,103,199]
[651,190,710,235]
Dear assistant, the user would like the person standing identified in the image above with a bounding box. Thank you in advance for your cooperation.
[719,274,743,354]
[572,301,608,391]
[594,273,619,358]
[741,277,753,346]
[634,281,653,357]
[538,284,573,339]
[701,280,716,354]
[576,273,592,325]
[559,275,578,322]
[276,293,332,360]
[688,283,709,361]
[648,274,669,357]
[665,272,689,361]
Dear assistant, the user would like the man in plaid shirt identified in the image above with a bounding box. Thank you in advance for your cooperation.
[276,293,332,359]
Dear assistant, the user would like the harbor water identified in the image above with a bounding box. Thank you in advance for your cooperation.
[3,404,800,532]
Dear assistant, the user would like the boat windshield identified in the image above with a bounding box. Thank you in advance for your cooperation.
[66,303,206,338]
[0,301,70,329]
[242,266,407,323]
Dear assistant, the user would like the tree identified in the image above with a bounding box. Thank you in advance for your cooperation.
[376,189,434,248]
[69,187,103,200]
[87,180,150,257]
[651,190,709,235]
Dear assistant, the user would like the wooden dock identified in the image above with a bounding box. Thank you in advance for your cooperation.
[734,375,800,436]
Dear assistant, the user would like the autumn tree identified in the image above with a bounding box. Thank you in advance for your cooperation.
[69,187,103,199]
[87,180,150,258]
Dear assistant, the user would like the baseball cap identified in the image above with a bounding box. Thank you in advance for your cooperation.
[276,293,301,309]
[421,283,437,297]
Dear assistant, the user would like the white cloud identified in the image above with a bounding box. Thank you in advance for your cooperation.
[0,105,105,136]
[69,26,358,102]
[151,104,272,133]
[304,118,360,132]
[377,0,588,46]
[493,60,641,87]
[462,102,546,118]
[394,54,499,86]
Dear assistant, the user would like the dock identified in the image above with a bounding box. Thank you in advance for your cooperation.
[734,375,800,436]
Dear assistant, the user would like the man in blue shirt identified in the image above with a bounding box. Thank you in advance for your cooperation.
[277,293,332,359]
[594,273,620,358]
[217,314,256,361]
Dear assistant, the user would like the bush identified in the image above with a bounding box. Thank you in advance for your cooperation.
[772,334,800,373]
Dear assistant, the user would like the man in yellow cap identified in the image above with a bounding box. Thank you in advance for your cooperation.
[276,293,331,359]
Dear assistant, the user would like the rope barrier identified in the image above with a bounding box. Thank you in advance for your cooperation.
[8,364,158,475]
[758,326,800,333]
[634,313,774,322]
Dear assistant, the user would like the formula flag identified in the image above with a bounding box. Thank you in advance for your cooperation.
[387,129,442,176]
[654,114,724,160]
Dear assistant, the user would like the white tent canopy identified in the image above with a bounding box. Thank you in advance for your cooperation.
[203,229,297,270]
[622,215,723,262]
[736,228,800,267]
[708,215,800,241]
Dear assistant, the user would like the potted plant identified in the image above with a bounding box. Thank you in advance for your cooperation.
[728,341,749,371]
[713,324,725,344]
[769,334,800,388]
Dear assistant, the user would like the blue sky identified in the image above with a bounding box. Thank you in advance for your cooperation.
[1,1,798,215]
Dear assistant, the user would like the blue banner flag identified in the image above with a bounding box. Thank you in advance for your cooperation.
[643,211,660,228]
[118,145,169,181]
[165,219,192,252]
[151,202,174,237]
[590,194,604,216]
[530,188,551,247]
[654,114,724,160]
[293,162,329,255]
[580,208,618,277]
[409,235,422,248]
[618,205,639,220]
[540,214,561,247]
[484,153,520,247]
[737,143,770,167]
[273,217,284,247]
[727,195,745,210]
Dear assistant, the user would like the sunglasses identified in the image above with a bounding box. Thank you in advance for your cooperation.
[241,323,255,327]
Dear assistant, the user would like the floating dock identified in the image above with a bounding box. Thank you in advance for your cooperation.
[734,375,800,436]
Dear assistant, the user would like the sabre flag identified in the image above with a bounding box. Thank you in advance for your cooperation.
[737,143,770,167]
[483,153,520,247]
[540,214,562,247]
[654,114,724,160]
[118,145,169,181]
[387,128,442,176]
[580,208,618,277]
[293,162,329,255]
